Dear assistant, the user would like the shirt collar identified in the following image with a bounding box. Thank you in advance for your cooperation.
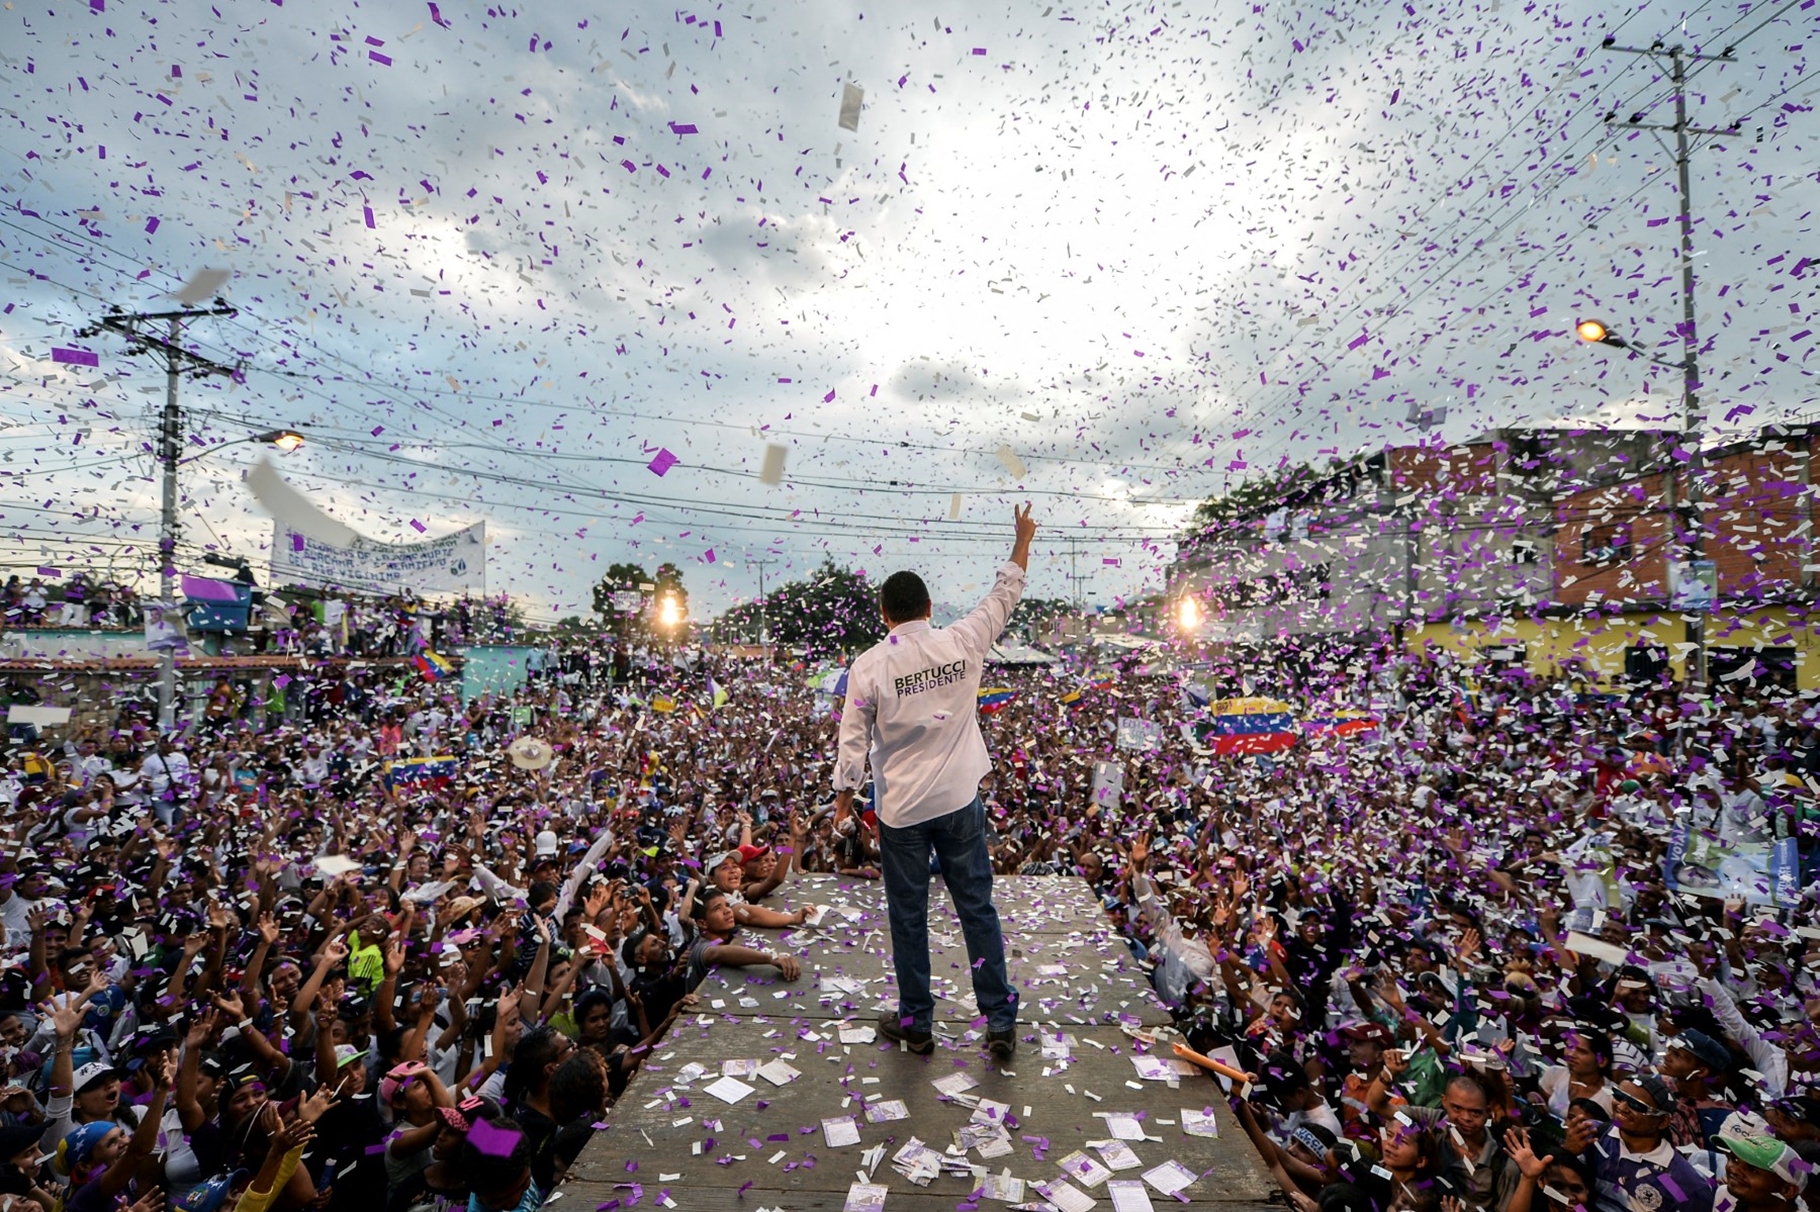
[889,620,933,637]
[1614,1130,1676,1166]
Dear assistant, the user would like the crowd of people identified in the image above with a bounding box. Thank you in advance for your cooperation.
[0,629,1814,1212]
[1,574,143,630]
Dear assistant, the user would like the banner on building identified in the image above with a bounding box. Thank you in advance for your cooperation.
[271,522,486,596]
[1669,559,1717,613]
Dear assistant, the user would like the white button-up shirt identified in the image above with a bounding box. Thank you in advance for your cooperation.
[834,561,1025,828]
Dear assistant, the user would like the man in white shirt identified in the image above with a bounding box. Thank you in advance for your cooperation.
[834,504,1035,1062]
[140,734,192,827]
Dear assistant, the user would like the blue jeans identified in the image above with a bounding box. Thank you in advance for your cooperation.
[877,795,1017,1034]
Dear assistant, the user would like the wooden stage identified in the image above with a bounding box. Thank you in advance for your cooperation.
[559,874,1276,1212]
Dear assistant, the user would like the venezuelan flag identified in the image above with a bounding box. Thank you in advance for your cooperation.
[1194,697,1299,755]
[1058,677,1115,707]
[977,687,1017,714]
[382,756,457,789]
[412,649,455,683]
[1302,709,1379,739]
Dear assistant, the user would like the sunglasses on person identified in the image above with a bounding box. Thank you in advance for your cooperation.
[1611,1088,1668,1117]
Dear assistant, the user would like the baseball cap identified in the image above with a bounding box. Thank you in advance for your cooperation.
[72,1060,119,1094]
[1772,1096,1820,1129]
[1718,1121,1810,1191]
[333,1045,366,1070]
[171,1171,247,1212]
[736,843,769,864]
[0,1123,43,1162]
[705,849,739,872]
[1340,1021,1392,1045]
[380,1061,428,1104]
[1667,1028,1731,1075]
[533,830,560,858]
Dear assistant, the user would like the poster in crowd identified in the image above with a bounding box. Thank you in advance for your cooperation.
[1090,760,1124,811]
[1116,716,1164,753]
[271,522,486,596]
[1665,823,1801,907]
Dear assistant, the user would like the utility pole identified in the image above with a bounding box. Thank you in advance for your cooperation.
[751,557,777,657]
[80,302,240,732]
[1067,537,1090,611]
[1601,38,1737,688]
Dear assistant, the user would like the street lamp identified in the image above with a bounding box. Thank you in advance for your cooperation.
[179,428,306,465]
[1573,319,1705,684]
[1176,596,1202,632]
[1575,319,1693,372]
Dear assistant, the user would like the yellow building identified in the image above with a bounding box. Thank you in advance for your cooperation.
[1407,605,1820,690]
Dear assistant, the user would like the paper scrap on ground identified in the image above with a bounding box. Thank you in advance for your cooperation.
[1180,1108,1220,1138]
[1107,1179,1155,1212]
[865,1099,908,1123]
[932,1072,978,1097]
[702,1075,755,1104]
[982,1172,1025,1202]
[1090,1140,1144,1171]
[1035,1178,1098,1212]
[1104,1113,1146,1141]
[1057,1151,1113,1188]
[823,1115,862,1147]
[844,1181,888,1212]
[1141,1160,1197,1196]
[756,1058,801,1086]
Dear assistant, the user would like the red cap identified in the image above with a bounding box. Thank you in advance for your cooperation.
[736,843,770,863]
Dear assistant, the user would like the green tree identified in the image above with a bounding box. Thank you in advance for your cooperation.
[1006,596,1073,643]
[653,563,688,618]
[591,563,651,622]
[710,559,881,658]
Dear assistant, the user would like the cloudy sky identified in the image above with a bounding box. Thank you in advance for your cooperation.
[1,0,1816,622]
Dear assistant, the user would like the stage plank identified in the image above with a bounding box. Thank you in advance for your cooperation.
[559,876,1275,1211]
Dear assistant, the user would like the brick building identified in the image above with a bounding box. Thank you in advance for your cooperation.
[1171,424,1820,688]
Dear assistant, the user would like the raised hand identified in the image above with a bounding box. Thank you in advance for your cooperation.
[257,914,282,947]
[1013,502,1037,546]
[46,997,86,1040]
[1504,1127,1553,1181]
[273,1116,317,1153]
[297,1084,337,1124]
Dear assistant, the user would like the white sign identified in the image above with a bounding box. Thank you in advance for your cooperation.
[610,590,646,613]
[271,522,486,596]
[1116,716,1163,753]
[7,705,72,727]
[1090,760,1124,811]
